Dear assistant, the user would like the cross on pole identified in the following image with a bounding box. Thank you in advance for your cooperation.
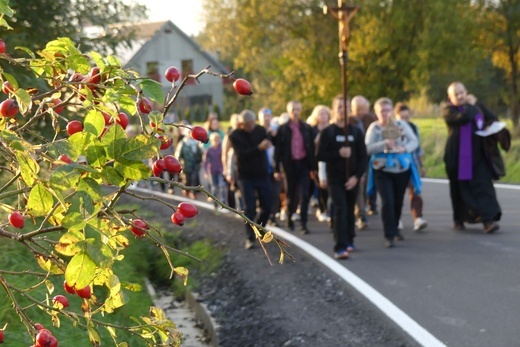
[324,0,359,178]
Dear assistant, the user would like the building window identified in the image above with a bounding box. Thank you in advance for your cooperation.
[146,61,160,82]
[182,59,195,85]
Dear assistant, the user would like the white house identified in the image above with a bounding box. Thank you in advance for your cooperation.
[115,20,229,119]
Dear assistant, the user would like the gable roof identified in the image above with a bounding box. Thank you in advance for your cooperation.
[118,20,229,74]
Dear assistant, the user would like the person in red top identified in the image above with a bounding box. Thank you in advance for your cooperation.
[274,100,316,234]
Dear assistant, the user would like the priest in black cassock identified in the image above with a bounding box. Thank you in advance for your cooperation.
[442,81,501,233]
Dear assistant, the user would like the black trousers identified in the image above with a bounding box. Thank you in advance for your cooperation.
[374,170,411,241]
[329,182,358,252]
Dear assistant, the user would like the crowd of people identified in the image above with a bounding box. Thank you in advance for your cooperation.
[141,80,503,258]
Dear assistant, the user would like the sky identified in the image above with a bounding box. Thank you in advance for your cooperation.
[135,0,204,36]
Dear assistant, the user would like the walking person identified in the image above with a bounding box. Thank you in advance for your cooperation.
[316,95,367,259]
[229,110,273,249]
[307,105,332,223]
[259,107,282,226]
[175,124,203,199]
[394,102,428,232]
[203,132,226,209]
[349,95,374,229]
[442,81,501,233]
[365,97,419,248]
[274,100,317,234]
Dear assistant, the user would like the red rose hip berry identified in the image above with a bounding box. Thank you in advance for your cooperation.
[8,211,24,228]
[138,97,152,114]
[178,202,198,218]
[63,280,75,294]
[171,212,185,226]
[116,112,129,130]
[163,155,182,174]
[75,285,92,299]
[0,99,19,117]
[58,154,72,163]
[2,81,14,94]
[66,120,83,136]
[52,294,69,309]
[130,219,148,237]
[233,78,253,96]
[165,66,181,82]
[190,126,209,144]
[152,159,166,177]
[0,329,3,344]
[0,39,5,54]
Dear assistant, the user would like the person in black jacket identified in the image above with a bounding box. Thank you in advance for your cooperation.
[316,95,367,259]
[274,100,316,234]
[229,110,273,249]
[442,81,501,233]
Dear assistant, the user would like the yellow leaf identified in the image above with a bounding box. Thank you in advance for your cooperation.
[261,231,273,243]
[174,267,189,286]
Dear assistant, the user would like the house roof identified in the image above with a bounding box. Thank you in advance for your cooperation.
[118,20,229,74]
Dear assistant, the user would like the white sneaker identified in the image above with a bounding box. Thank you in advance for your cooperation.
[356,218,368,230]
[398,219,403,230]
[414,217,427,232]
[316,211,328,222]
[291,213,300,221]
[279,211,287,222]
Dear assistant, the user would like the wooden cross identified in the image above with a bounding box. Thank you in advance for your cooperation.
[323,1,360,52]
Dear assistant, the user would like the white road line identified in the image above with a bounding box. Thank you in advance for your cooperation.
[129,182,518,346]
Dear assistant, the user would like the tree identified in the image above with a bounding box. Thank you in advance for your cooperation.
[478,0,520,133]
[0,2,291,345]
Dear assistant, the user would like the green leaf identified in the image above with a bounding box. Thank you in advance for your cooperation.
[65,252,96,289]
[85,238,113,268]
[77,178,102,202]
[120,282,142,292]
[123,134,159,161]
[101,166,126,186]
[1,130,32,151]
[89,51,106,71]
[86,145,107,167]
[55,230,85,256]
[68,132,97,158]
[114,158,151,181]
[118,94,137,116]
[140,79,165,105]
[15,151,39,185]
[106,54,122,68]
[50,165,81,196]
[27,183,54,217]
[84,110,105,137]
[14,88,32,115]
[87,322,101,346]
[101,124,127,160]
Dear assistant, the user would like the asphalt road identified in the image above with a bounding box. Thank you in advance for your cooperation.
[291,179,519,347]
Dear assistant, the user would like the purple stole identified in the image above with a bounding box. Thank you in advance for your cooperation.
[458,105,484,180]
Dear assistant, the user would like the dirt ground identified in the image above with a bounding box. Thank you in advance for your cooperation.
[130,190,418,347]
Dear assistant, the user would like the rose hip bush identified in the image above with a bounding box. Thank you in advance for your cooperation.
[0,3,289,346]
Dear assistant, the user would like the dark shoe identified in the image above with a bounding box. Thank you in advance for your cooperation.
[288,220,295,231]
[394,233,405,241]
[300,225,309,235]
[384,239,395,248]
[453,222,466,231]
[483,222,499,234]
[334,249,349,259]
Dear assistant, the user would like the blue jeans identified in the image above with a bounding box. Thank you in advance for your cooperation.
[237,176,273,241]
[210,173,226,203]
